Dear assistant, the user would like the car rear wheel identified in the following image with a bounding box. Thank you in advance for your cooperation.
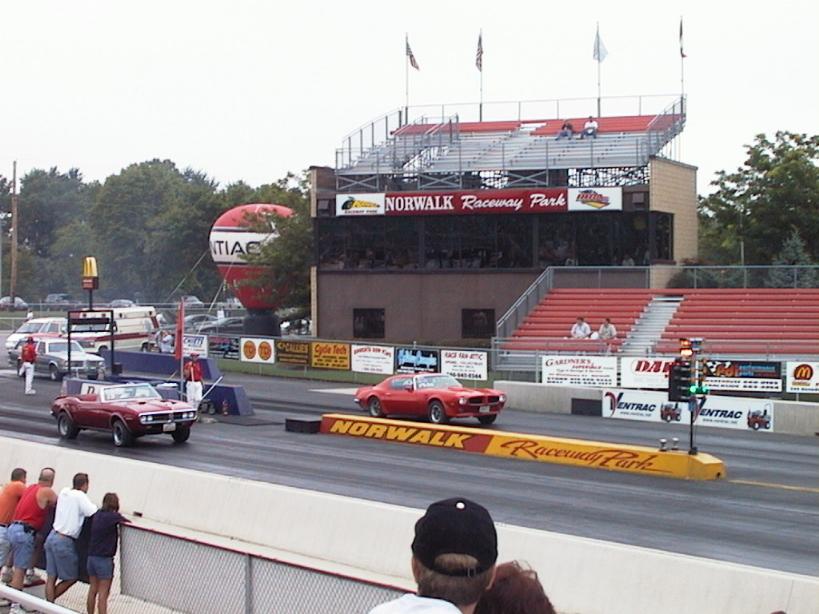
[368,397,384,418]
[16,360,23,377]
[49,364,63,382]
[428,401,448,425]
[112,419,133,447]
[57,412,79,439]
[478,415,497,425]
[171,426,191,444]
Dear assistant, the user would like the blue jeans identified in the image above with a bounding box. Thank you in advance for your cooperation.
[87,555,114,580]
[6,523,35,570]
[45,531,78,581]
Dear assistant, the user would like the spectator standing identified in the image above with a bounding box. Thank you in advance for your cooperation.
[183,352,204,409]
[0,469,27,586]
[44,472,98,604]
[87,493,130,614]
[159,330,174,354]
[19,336,37,395]
[555,121,574,140]
[369,497,498,614]
[6,468,57,599]
[475,561,555,614]
[570,317,591,339]
[580,116,599,139]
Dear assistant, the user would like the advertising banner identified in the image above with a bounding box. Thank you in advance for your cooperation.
[620,356,675,389]
[335,193,385,216]
[541,355,617,387]
[785,361,819,393]
[702,360,782,392]
[395,347,440,374]
[208,336,239,360]
[602,388,775,432]
[182,334,209,358]
[310,341,351,370]
[440,350,488,381]
[351,344,395,375]
[239,337,275,364]
[384,188,568,216]
[568,187,623,211]
[274,340,310,365]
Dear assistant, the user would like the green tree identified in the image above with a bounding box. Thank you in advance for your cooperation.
[765,230,818,288]
[699,132,819,265]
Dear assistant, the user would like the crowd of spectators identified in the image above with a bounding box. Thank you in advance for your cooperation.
[0,467,128,614]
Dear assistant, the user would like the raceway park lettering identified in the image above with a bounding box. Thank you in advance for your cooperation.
[327,419,480,450]
[496,440,664,472]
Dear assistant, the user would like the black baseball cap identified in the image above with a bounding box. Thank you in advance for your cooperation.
[411,497,497,577]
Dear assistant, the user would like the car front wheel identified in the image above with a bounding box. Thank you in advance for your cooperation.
[171,426,191,444]
[368,397,384,418]
[57,412,79,439]
[112,420,134,447]
[428,401,448,425]
[49,365,63,381]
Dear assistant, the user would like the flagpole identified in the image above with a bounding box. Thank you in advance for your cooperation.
[405,33,409,124]
[680,17,686,100]
[596,23,601,117]
[479,30,483,122]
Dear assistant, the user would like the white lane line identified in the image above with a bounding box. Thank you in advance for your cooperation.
[310,387,361,395]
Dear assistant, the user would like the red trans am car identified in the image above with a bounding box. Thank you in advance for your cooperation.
[51,382,197,447]
[354,373,506,425]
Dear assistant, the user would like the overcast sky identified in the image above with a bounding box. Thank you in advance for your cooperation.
[2,0,817,196]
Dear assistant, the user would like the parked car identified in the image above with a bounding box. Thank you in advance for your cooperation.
[180,295,205,308]
[197,316,244,335]
[184,313,218,332]
[0,296,29,311]
[108,299,136,308]
[5,317,66,351]
[9,338,105,381]
[44,293,80,310]
[354,373,506,425]
[51,381,197,447]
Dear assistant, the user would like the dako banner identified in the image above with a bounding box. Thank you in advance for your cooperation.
[240,337,275,364]
[702,360,782,392]
[620,356,675,389]
[351,344,395,375]
[395,347,439,373]
[602,388,775,432]
[541,355,617,387]
[440,350,488,381]
[785,362,819,393]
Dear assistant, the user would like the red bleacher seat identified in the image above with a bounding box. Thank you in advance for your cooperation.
[393,121,521,136]
[530,115,654,137]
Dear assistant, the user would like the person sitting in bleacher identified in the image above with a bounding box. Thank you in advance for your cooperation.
[555,121,574,140]
[570,317,591,339]
[580,116,598,139]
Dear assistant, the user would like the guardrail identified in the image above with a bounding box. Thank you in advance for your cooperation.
[0,584,75,614]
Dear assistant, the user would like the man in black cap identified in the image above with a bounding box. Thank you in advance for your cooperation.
[370,497,497,613]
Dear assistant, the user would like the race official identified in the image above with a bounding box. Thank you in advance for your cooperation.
[183,352,204,409]
[44,473,97,604]
[20,337,37,395]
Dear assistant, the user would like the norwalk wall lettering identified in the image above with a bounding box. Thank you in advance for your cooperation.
[378,188,571,216]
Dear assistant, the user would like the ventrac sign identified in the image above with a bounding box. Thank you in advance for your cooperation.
[335,187,622,217]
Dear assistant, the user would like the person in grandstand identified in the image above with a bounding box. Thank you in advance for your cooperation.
[474,561,555,614]
[570,317,591,339]
[580,116,598,139]
[598,318,617,341]
[86,492,130,614]
[183,352,204,409]
[369,497,498,614]
[555,121,574,140]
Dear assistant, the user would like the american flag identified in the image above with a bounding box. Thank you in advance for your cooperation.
[476,33,483,71]
[406,38,419,70]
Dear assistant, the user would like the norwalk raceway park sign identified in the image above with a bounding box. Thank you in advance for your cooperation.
[319,414,725,480]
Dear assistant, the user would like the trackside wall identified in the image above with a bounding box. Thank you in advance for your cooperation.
[1,437,816,614]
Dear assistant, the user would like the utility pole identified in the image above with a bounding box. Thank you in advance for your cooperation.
[10,161,19,301]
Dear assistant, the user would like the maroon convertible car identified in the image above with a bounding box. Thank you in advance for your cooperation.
[354,373,506,425]
[51,382,197,447]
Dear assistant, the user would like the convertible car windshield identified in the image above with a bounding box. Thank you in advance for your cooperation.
[101,384,162,402]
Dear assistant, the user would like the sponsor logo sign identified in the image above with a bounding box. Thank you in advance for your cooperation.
[785,361,819,393]
[440,350,488,381]
[335,193,385,216]
[182,334,208,358]
[395,347,440,374]
[322,415,492,451]
[541,355,617,387]
[702,360,782,392]
[208,336,239,359]
[568,187,622,211]
[209,231,275,265]
[240,337,275,364]
[274,340,310,365]
[310,342,351,370]
[351,344,395,375]
[620,356,675,389]
[602,388,775,432]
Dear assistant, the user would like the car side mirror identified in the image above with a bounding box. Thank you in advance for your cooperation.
[404,382,414,392]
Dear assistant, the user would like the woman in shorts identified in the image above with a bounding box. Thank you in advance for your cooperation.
[86,493,129,614]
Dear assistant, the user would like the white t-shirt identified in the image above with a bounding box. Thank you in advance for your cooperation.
[52,488,98,538]
[369,594,462,614]
[585,119,598,131]
[570,322,591,338]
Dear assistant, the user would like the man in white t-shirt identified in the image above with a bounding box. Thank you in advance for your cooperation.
[581,116,599,139]
[369,498,498,614]
[570,317,591,339]
[44,473,98,603]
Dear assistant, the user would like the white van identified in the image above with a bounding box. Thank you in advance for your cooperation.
[71,306,160,353]
[5,317,67,351]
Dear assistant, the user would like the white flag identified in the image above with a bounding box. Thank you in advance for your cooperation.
[593,27,608,62]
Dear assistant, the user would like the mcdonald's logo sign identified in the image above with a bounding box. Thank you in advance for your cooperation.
[792,364,814,381]
[786,361,819,393]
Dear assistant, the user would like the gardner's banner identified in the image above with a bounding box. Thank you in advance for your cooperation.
[310,342,351,370]
[620,356,675,389]
[602,388,775,432]
[240,337,275,364]
[275,340,310,365]
[440,350,488,381]
[541,355,617,387]
[395,347,440,374]
[785,361,819,393]
[702,360,782,392]
[351,344,395,375]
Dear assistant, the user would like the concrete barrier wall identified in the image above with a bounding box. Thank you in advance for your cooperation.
[1,436,815,614]
[498,381,819,436]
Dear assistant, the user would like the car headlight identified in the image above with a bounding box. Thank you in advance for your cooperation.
[499,395,506,403]
[458,398,467,405]
[57,359,67,367]
[140,415,153,424]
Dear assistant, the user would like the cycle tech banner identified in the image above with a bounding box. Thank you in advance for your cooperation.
[602,388,775,432]
[440,350,488,380]
[351,344,395,375]
[310,342,351,370]
[541,355,617,387]
[395,347,439,374]
[702,360,782,392]
[785,361,819,393]
[240,337,275,364]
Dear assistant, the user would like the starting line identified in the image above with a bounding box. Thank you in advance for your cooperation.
[320,413,726,481]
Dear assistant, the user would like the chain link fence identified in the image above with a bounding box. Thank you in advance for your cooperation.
[119,525,404,614]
